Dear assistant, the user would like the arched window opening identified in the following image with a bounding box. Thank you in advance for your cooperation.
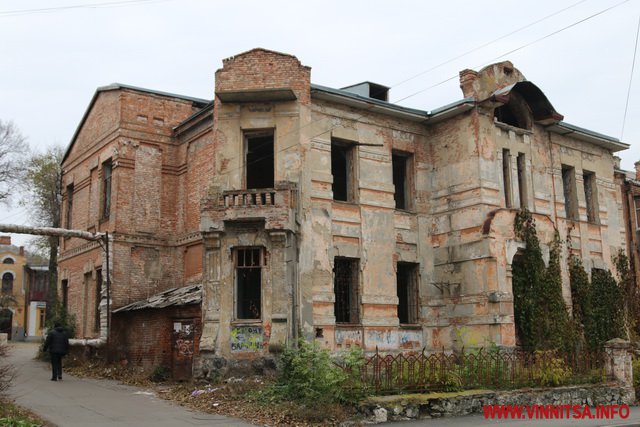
[2,272,13,294]
[494,93,531,129]
[2,258,14,264]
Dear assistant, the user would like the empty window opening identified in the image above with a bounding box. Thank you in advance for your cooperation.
[393,153,413,210]
[333,257,359,324]
[2,258,14,264]
[562,165,579,220]
[494,94,531,129]
[94,270,102,333]
[502,149,512,208]
[66,184,74,229]
[2,273,13,294]
[245,132,274,189]
[331,140,355,202]
[62,279,69,311]
[236,248,263,320]
[517,153,527,209]
[102,160,112,219]
[584,171,599,223]
[397,262,419,324]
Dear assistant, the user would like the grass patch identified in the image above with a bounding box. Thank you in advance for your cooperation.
[0,398,50,427]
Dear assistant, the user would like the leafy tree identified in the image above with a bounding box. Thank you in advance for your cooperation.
[0,119,28,203]
[20,146,64,318]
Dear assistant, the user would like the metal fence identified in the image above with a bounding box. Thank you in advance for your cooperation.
[342,347,609,395]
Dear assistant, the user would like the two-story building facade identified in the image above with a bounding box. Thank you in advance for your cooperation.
[59,49,628,378]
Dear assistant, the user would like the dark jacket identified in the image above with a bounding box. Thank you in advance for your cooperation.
[44,326,69,355]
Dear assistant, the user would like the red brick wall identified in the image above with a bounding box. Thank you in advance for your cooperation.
[110,305,201,372]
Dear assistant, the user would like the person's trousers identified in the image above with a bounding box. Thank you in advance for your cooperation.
[50,353,63,379]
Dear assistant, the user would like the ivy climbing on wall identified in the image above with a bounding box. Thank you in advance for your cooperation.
[512,210,573,351]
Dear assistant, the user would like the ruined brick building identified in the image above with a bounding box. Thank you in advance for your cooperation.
[59,48,628,377]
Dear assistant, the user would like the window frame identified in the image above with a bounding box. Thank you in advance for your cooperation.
[331,139,357,203]
[101,159,112,220]
[2,272,14,294]
[234,247,264,321]
[392,151,415,211]
[333,257,360,324]
[396,262,419,325]
[244,129,275,190]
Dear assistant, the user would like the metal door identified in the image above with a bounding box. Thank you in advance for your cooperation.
[171,319,195,380]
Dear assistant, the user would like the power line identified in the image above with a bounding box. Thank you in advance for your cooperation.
[622,15,640,140]
[215,0,633,180]
[389,0,589,94]
[0,0,172,17]
[395,0,632,104]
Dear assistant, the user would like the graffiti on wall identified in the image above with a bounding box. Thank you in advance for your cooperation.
[230,325,263,352]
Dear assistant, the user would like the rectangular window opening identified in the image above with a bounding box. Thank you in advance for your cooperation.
[101,160,112,219]
[94,270,102,333]
[333,257,359,324]
[235,247,262,320]
[634,197,640,229]
[562,165,578,220]
[61,279,68,311]
[397,262,419,324]
[583,171,599,223]
[245,131,274,189]
[502,149,512,208]
[393,152,413,210]
[517,153,527,209]
[66,184,74,229]
[331,140,356,202]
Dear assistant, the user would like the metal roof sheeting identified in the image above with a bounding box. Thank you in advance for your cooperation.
[112,283,202,313]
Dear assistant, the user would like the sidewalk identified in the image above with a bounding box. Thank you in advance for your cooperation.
[6,342,254,427]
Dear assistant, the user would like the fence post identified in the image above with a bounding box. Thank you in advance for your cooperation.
[604,338,633,386]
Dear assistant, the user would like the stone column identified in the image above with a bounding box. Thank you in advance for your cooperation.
[604,338,633,386]
[200,231,222,352]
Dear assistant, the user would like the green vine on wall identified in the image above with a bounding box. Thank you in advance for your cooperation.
[513,210,572,351]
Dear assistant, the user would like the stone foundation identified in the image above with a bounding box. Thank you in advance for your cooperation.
[360,383,635,422]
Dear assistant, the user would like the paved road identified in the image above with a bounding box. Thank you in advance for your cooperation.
[379,406,640,427]
[6,342,254,427]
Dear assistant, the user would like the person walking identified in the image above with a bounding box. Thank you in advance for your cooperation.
[43,322,69,381]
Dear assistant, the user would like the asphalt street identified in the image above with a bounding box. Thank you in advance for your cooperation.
[6,341,254,427]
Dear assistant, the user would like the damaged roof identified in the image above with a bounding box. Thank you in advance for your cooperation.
[113,283,202,313]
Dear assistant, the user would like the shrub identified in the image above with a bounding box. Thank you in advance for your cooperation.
[531,351,572,387]
[150,366,170,383]
[256,339,364,407]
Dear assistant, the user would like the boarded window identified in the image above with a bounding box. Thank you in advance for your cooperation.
[583,171,599,223]
[1,273,13,294]
[393,153,413,210]
[502,149,512,208]
[94,270,102,333]
[102,160,112,219]
[245,131,274,189]
[331,140,356,202]
[397,262,419,324]
[235,248,262,320]
[66,184,74,229]
[517,153,527,209]
[333,257,359,323]
[562,165,579,220]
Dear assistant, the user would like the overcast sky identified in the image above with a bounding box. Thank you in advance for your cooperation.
[1,0,639,247]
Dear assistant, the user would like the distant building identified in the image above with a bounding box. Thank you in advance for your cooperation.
[0,235,49,340]
[59,49,629,379]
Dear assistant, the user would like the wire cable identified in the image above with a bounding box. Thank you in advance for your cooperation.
[0,0,172,17]
[622,14,640,140]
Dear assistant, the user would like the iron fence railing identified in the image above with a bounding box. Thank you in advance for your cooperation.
[341,347,609,395]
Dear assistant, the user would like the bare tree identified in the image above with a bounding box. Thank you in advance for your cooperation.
[0,120,28,204]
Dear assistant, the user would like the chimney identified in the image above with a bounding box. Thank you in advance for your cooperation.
[635,161,640,180]
[0,236,10,245]
[459,69,478,98]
